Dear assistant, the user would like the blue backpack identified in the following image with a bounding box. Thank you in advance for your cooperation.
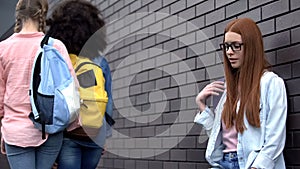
[29,35,80,139]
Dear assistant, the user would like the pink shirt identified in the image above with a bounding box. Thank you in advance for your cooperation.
[0,32,76,147]
[222,120,238,152]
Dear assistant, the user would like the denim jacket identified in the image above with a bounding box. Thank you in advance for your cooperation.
[194,72,287,169]
[93,56,113,147]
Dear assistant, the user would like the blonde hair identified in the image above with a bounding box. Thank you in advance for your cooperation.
[14,0,48,33]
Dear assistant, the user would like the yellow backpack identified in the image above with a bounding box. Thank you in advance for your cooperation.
[70,54,108,130]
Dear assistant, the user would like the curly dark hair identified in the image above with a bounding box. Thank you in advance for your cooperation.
[47,0,106,59]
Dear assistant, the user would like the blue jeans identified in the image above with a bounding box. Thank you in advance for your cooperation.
[218,152,240,169]
[57,137,103,169]
[5,132,63,169]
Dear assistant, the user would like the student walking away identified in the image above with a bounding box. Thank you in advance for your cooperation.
[0,0,76,169]
[194,18,287,169]
[47,0,114,169]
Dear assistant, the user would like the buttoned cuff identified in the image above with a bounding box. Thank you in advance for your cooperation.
[194,106,214,130]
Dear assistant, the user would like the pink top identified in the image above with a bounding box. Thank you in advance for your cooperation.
[222,120,238,152]
[0,32,76,147]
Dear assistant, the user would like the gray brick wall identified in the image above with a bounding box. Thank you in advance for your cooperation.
[87,0,300,168]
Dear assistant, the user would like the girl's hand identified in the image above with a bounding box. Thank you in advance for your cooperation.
[101,144,106,155]
[0,117,5,155]
[195,81,225,112]
[51,163,58,169]
[1,136,6,155]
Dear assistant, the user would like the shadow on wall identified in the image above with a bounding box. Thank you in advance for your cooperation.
[0,25,14,42]
[0,0,18,41]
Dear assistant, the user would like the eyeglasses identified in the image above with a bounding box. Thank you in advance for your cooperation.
[219,42,243,52]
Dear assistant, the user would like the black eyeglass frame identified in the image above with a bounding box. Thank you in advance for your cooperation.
[219,42,244,52]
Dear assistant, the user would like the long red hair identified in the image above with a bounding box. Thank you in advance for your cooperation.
[222,18,269,133]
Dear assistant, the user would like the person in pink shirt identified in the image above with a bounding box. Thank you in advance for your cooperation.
[0,0,76,169]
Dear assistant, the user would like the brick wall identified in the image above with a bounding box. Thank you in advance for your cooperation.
[90,0,300,168]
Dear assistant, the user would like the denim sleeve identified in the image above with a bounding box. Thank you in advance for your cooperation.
[100,59,113,114]
[252,76,287,168]
[105,97,113,138]
[93,56,113,138]
[100,58,113,138]
[194,106,215,136]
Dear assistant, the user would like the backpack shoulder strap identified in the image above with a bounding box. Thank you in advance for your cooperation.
[40,34,49,47]
[40,34,54,48]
